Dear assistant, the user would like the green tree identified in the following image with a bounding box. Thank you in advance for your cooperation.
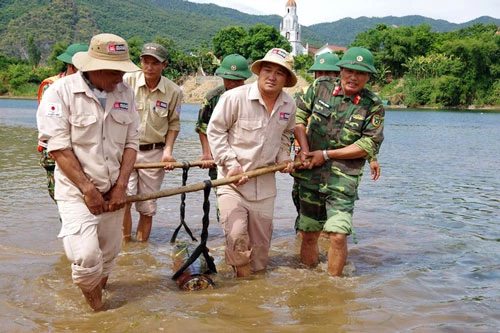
[403,53,464,80]
[239,24,291,62]
[212,26,248,59]
[127,36,145,65]
[293,53,313,71]
[353,24,436,78]
[438,24,500,104]
[352,23,390,52]
[192,41,219,76]
[154,37,197,81]
[46,41,69,73]
[26,34,41,68]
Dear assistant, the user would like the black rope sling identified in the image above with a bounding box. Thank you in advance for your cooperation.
[171,162,217,281]
[170,162,197,243]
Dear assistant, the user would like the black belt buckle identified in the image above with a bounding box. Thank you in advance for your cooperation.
[139,142,165,151]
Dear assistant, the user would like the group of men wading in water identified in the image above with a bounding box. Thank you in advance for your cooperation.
[37,32,384,310]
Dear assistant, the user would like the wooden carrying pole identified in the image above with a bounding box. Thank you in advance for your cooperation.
[126,160,302,203]
[134,160,214,169]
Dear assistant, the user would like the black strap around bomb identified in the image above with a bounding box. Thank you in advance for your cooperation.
[170,162,197,243]
[172,180,217,280]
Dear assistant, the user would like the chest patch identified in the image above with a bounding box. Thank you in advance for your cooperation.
[156,100,168,109]
[279,112,290,120]
[113,101,129,111]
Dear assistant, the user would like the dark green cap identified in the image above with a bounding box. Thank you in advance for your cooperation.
[141,43,168,62]
[56,43,89,64]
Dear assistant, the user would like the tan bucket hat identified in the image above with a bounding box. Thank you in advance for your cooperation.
[250,48,297,87]
[72,33,139,72]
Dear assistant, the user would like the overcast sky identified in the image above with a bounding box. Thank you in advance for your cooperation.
[189,0,500,26]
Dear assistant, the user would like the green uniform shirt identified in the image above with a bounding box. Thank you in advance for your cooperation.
[195,85,226,134]
[295,77,384,183]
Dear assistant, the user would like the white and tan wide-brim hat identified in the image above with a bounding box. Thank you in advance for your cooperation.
[72,33,139,72]
[250,48,297,87]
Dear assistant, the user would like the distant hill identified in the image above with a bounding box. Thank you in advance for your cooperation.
[0,0,498,62]
[308,15,500,46]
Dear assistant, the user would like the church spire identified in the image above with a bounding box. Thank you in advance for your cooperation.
[280,0,307,56]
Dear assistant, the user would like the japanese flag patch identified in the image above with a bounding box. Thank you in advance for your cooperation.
[46,103,62,117]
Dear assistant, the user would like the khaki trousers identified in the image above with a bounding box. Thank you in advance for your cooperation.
[126,148,165,216]
[58,200,124,291]
[218,191,275,272]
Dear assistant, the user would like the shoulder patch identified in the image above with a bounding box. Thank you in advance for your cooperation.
[371,113,382,128]
[46,103,62,117]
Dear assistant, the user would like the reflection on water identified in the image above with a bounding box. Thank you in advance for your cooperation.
[1,100,500,332]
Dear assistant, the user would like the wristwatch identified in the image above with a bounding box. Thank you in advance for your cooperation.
[322,149,329,161]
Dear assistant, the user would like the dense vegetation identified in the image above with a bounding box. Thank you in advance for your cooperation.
[0,0,499,107]
[2,0,498,61]
[356,23,500,107]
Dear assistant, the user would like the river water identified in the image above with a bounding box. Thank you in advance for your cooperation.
[1,99,499,332]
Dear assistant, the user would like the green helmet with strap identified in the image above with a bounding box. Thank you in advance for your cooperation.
[215,54,252,80]
[336,47,377,74]
[309,53,340,72]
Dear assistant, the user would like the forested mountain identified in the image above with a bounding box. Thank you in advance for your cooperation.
[1,0,498,62]
[311,15,500,46]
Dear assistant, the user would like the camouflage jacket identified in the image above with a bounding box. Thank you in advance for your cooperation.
[195,85,226,134]
[295,76,384,177]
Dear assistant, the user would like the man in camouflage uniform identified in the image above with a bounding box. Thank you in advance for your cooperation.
[292,53,381,230]
[195,54,252,180]
[293,47,385,276]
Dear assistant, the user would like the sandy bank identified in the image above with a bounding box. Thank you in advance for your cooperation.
[180,75,310,105]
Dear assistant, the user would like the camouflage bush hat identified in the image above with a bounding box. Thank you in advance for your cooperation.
[56,43,89,64]
[140,43,168,62]
[309,53,340,72]
[250,48,297,87]
[72,33,139,72]
[336,47,377,74]
[215,54,252,80]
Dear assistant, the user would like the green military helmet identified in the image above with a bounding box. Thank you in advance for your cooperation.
[215,54,253,80]
[309,53,340,72]
[336,47,377,74]
[56,43,89,64]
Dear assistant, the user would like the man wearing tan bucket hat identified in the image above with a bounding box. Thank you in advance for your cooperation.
[207,48,297,278]
[37,33,140,311]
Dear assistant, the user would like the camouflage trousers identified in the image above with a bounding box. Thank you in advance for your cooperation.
[296,168,359,236]
[39,148,56,201]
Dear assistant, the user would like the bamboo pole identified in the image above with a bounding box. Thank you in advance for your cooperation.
[134,160,214,169]
[126,160,302,203]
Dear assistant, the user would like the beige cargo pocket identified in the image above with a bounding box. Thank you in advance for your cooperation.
[69,115,98,145]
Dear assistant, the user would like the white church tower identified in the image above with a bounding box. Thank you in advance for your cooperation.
[280,0,308,56]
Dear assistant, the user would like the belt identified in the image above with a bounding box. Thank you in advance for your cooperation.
[139,142,165,151]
